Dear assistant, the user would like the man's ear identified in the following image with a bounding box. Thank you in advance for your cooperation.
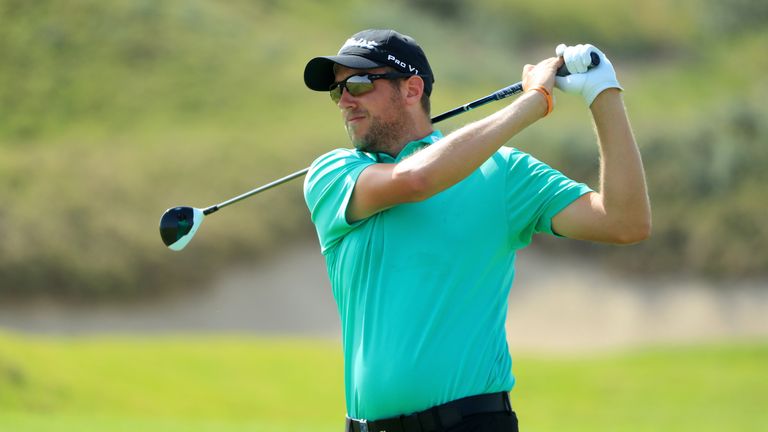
[403,75,425,106]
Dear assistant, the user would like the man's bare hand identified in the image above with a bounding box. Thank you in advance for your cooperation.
[522,57,563,94]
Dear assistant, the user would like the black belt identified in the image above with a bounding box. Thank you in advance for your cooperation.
[345,392,512,432]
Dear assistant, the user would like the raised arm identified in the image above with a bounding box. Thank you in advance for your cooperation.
[347,57,562,222]
[550,44,651,244]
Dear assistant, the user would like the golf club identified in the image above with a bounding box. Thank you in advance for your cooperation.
[160,56,599,251]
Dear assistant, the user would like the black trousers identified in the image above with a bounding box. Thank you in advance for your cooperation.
[444,411,519,432]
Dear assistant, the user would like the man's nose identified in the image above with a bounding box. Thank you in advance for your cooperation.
[337,86,357,108]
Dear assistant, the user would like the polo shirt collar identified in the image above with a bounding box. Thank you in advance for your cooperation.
[367,130,443,163]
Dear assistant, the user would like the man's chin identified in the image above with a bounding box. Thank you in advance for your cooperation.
[348,130,371,152]
[352,140,373,152]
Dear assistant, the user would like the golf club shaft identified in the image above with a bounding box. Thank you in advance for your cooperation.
[430,82,523,123]
[203,81,523,215]
[203,81,529,215]
[203,167,310,214]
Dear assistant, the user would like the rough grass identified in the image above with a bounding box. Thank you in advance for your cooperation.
[0,332,345,431]
[1,332,766,431]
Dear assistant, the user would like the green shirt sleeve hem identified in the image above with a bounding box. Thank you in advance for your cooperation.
[538,184,594,237]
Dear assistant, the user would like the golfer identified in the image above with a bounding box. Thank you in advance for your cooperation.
[303,29,650,432]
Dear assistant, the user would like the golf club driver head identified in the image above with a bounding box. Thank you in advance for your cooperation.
[159,206,205,251]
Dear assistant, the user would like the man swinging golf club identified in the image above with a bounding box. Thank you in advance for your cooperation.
[303,29,650,432]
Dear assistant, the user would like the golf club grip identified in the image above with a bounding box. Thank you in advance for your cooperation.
[556,51,600,77]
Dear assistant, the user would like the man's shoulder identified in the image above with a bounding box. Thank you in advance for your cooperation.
[496,146,547,169]
[304,148,376,198]
[496,146,530,160]
[309,148,373,169]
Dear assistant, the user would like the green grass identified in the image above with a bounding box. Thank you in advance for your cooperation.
[0,332,346,431]
[1,332,766,431]
[512,344,768,431]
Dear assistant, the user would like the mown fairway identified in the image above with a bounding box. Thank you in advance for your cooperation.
[1,332,766,432]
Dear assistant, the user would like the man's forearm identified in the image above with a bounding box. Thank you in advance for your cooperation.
[590,89,651,238]
[393,90,547,200]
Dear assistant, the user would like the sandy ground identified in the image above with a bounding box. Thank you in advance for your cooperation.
[508,248,768,352]
[0,239,766,352]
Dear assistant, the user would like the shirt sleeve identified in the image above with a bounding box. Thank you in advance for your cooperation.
[303,149,376,253]
[504,148,593,247]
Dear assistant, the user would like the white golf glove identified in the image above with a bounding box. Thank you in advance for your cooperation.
[555,44,623,107]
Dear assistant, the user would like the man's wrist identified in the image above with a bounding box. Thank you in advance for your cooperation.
[523,87,552,118]
[589,87,622,112]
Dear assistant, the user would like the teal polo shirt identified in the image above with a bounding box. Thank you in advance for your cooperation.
[304,130,592,421]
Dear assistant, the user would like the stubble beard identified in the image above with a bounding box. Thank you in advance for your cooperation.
[346,92,413,156]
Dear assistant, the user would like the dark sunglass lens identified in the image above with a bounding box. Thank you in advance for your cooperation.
[345,75,374,97]
[329,75,375,103]
[330,85,342,103]
[346,82,374,97]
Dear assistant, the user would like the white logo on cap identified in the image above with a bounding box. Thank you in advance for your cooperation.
[339,37,379,53]
[387,54,418,74]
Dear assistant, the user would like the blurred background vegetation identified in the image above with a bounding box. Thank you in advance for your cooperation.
[1,0,767,296]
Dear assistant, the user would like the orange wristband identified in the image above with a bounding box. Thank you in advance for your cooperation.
[528,86,553,116]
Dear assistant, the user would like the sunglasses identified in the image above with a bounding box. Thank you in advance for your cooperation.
[329,72,419,103]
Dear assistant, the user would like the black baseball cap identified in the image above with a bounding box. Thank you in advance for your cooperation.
[304,29,434,96]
